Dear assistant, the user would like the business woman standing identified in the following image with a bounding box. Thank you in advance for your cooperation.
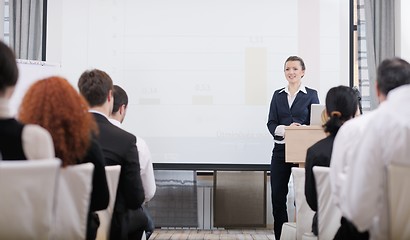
[267,56,319,240]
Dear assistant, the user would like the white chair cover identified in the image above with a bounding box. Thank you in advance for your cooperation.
[292,167,315,240]
[280,175,297,240]
[281,222,297,240]
[388,164,410,240]
[0,158,61,239]
[52,162,94,240]
[301,231,317,240]
[313,166,341,240]
[96,165,121,240]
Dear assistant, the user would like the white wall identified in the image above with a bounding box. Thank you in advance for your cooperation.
[10,61,61,116]
[396,0,410,61]
[46,0,62,64]
[47,0,349,165]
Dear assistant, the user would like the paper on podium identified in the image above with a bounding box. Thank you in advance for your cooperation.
[285,125,326,164]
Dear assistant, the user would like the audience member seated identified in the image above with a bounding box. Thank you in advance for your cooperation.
[331,58,410,240]
[109,85,156,239]
[0,40,54,160]
[304,85,358,236]
[19,76,109,240]
[78,69,145,240]
[340,58,410,240]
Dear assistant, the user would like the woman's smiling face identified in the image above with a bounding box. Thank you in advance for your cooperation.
[284,60,305,84]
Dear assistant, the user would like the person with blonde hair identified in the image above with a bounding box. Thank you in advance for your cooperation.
[19,76,109,240]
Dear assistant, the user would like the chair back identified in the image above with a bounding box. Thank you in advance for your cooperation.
[292,167,315,240]
[96,165,121,240]
[52,162,94,240]
[312,166,341,240]
[388,163,410,240]
[0,158,61,239]
[280,222,297,240]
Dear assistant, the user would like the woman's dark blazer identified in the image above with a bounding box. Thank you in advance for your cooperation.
[267,87,319,138]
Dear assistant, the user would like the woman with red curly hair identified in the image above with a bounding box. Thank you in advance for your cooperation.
[19,76,109,240]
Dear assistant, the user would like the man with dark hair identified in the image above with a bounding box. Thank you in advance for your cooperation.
[330,57,410,240]
[376,58,410,96]
[111,85,128,116]
[0,40,54,160]
[109,85,156,239]
[78,70,114,107]
[78,69,145,240]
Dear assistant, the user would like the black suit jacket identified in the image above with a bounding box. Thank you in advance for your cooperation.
[267,87,319,138]
[81,138,109,240]
[92,113,145,239]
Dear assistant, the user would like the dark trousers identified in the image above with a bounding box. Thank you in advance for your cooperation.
[87,212,100,240]
[270,144,297,240]
[333,217,369,240]
[128,208,150,240]
[110,211,130,240]
[110,207,154,240]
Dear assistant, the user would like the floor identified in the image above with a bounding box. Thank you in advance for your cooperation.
[150,229,276,240]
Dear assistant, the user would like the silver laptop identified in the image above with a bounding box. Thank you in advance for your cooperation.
[310,104,326,125]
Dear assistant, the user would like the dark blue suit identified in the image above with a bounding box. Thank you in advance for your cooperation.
[267,86,319,240]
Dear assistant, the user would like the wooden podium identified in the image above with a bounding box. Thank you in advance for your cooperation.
[285,125,326,167]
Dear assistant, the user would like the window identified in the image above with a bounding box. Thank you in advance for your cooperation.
[356,0,370,112]
[351,0,370,113]
[2,0,46,61]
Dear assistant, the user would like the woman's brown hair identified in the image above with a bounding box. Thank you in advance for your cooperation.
[19,76,97,166]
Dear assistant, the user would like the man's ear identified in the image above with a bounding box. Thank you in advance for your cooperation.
[119,104,126,115]
[375,81,384,102]
[375,82,380,97]
[107,90,113,102]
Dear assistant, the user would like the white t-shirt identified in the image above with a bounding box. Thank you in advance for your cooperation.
[330,110,377,208]
[109,118,156,203]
